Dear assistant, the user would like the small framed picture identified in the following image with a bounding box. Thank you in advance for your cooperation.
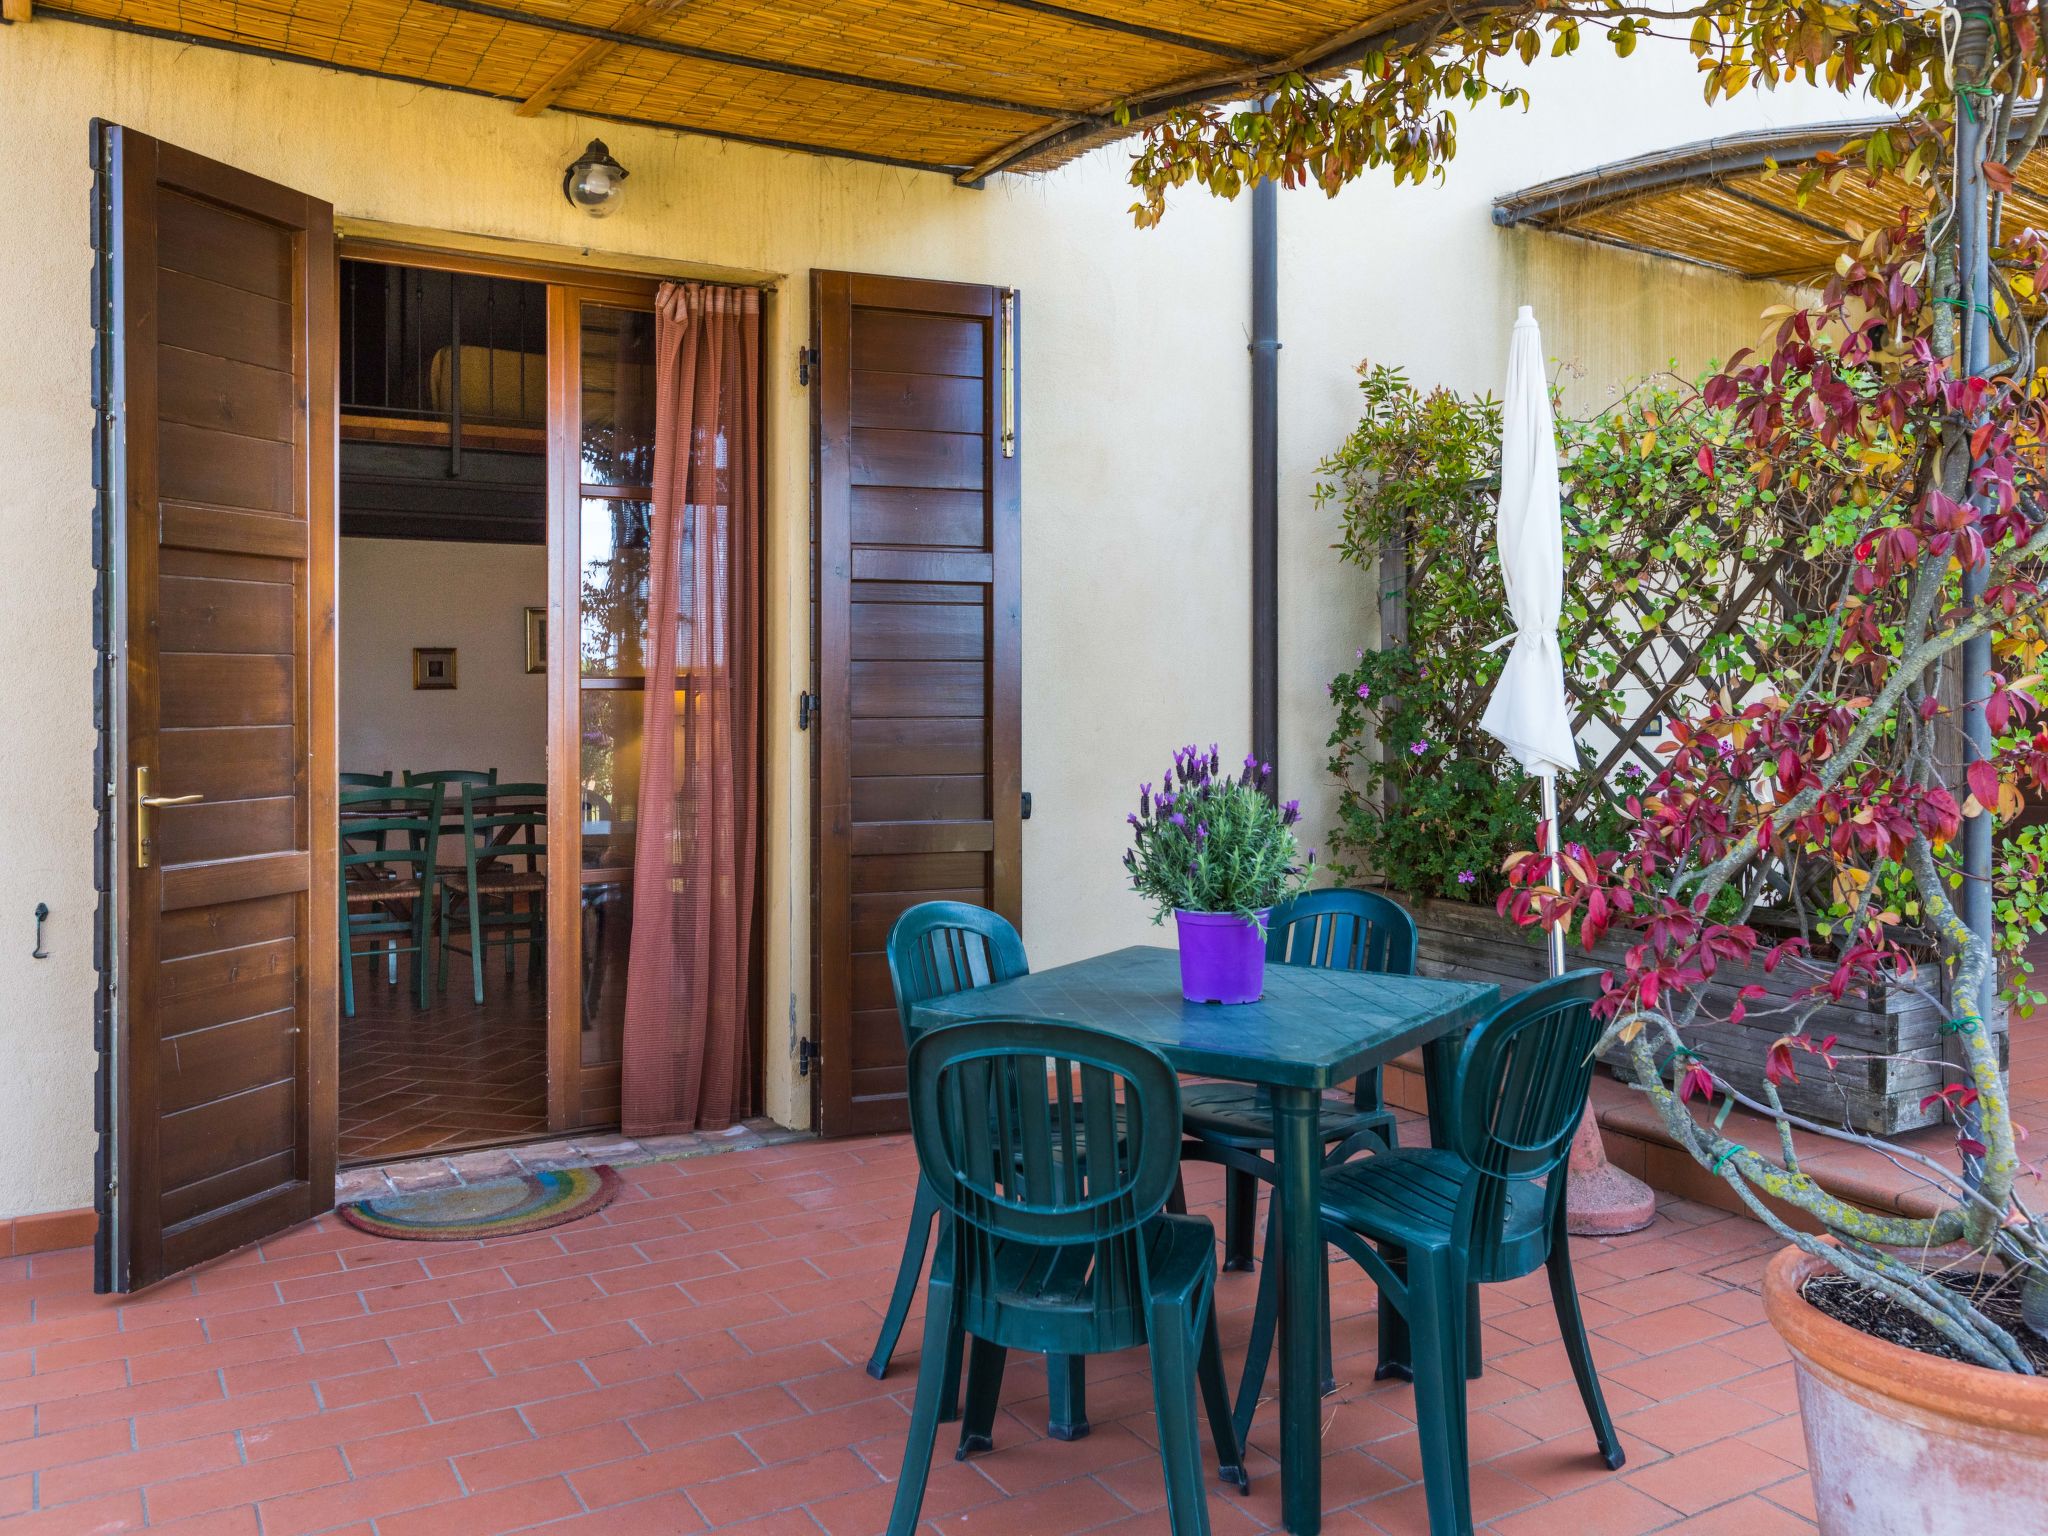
[412,647,457,690]
[524,606,547,675]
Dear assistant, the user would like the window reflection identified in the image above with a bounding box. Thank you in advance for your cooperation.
[581,497,651,678]
[580,306,655,486]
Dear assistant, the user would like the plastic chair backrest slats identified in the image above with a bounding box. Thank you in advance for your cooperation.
[910,1019,1177,1251]
[886,902,1030,1044]
[1450,969,1606,1264]
[1267,888,1418,976]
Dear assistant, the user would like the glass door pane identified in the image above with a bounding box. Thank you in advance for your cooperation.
[576,304,657,1070]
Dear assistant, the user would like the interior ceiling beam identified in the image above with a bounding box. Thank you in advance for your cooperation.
[515,0,685,118]
[955,0,1531,185]
[979,0,1274,65]
[407,0,1077,122]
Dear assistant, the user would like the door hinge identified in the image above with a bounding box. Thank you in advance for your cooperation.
[798,1037,820,1077]
[797,691,819,730]
[797,345,819,386]
[1021,791,1032,821]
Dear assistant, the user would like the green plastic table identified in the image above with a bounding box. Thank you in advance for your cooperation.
[910,944,1498,1536]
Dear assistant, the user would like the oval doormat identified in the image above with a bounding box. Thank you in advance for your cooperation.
[338,1166,621,1241]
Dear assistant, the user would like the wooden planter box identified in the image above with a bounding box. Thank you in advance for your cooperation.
[1409,897,2003,1136]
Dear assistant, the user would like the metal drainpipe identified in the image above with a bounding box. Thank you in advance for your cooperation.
[1251,177,1279,792]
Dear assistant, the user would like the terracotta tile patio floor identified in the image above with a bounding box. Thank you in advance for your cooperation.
[1,1114,1820,1536]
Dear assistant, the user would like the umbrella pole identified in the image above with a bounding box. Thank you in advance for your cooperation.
[1540,772,1566,979]
[1547,771,1658,1235]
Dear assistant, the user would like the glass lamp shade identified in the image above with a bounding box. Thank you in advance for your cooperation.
[563,141,628,217]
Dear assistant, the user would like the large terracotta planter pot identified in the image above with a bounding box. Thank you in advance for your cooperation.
[1763,1247,2048,1533]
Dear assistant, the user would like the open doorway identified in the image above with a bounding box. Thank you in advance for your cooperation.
[335,258,552,1162]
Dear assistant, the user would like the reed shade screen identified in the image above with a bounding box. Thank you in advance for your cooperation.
[1493,113,2048,283]
[619,282,759,1136]
[38,0,1529,180]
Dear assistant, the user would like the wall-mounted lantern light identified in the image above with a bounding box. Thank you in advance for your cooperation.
[563,140,628,217]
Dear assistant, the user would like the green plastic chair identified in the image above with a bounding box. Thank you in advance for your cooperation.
[437,782,547,1002]
[1180,889,1417,1269]
[339,784,442,1014]
[1311,969,1624,1535]
[866,904,1031,1400]
[891,1018,1247,1536]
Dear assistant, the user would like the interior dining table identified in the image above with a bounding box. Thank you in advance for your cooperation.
[910,944,1498,1536]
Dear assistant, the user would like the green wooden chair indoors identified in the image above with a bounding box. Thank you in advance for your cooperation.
[437,782,547,1003]
[402,767,499,788]
[339,784,442,1015]
[1310,969,1624,1536]
[340,770,393,788]
[890,1018,1247,1536]
[866,904,1030,1394]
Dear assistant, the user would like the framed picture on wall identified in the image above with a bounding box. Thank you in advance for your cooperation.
[412,647,458,690]
[524,606,546,675]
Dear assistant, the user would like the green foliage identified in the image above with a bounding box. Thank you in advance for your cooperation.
[1124,2,1960,225]
[1317,361,1859,904]
[1123,746,1311,922]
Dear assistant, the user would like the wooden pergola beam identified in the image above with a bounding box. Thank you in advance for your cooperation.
[2,0,33,24]
[514,0,683,118]
[409,0,1075,122]
[954,0,1532,184]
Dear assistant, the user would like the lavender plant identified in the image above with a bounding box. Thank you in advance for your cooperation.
[1123,745,1313,923]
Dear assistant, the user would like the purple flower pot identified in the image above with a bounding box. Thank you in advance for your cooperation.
[1174,909,1269,1005]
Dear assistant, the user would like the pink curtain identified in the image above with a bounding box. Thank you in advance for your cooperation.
[621,281,760,1135]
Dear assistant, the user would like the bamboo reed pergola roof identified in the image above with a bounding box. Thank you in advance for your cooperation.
[1493,114,2048,283]
[18,0,1530,182]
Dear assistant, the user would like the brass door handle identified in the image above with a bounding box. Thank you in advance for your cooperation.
[135,768,203,869]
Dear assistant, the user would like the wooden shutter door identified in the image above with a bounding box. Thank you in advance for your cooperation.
[94,124,338,1291]
[811,272,1020,1136]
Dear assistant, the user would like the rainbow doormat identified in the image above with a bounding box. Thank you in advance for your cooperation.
[338,1166,621,1241]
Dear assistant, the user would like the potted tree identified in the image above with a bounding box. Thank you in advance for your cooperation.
[1494,209,2048,1530]
[1123,745,1311,1003]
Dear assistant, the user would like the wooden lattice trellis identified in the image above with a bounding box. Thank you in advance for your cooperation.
[1377,489,1844,824]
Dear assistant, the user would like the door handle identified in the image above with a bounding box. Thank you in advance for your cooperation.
[135,767,203,869]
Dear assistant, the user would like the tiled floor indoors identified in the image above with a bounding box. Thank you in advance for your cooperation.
[338,952,550,1164]
[2,1102,1824,1536]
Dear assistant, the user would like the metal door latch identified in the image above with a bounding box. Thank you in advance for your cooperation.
[798,691,819,730]
[798,1037,820,1077]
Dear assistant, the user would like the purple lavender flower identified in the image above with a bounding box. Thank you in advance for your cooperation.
[1195,822,1209,841]
[1169,812,1187,829]
[1140,782,1152,815]
[1282,799,1301,826]
[1157,790,1175,811]
[1127,813,1141,828]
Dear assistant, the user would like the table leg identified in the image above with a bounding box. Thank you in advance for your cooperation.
[1270,1086,1323,1536]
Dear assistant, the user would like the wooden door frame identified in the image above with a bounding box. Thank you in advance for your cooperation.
[335,240,770,1136]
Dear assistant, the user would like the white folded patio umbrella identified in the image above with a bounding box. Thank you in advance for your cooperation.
[1479,305,1579,976]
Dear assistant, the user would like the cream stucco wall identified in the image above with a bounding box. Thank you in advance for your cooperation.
[0,19,1849,1221]
[339,539,550,787]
